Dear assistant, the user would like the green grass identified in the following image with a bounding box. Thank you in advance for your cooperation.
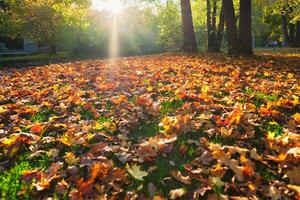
[254,47,300,54]
[93,115,116,134]
[213,91,230,99]
[255,161,277,182]
[79,107,95,120]
[0,161,32,200]
[124,131,202,197]
[129,121,159,141]
[160,99,184,114]
[211,135,235,145]
[0,152,51,199]
[31,107,54,123]
[265,121,284,138]
[243,88,278,107]
[0,52,70,63]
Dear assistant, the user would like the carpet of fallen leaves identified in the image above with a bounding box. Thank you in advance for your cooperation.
[0,53,299,200]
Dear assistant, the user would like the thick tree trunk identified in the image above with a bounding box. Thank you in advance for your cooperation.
[282,15,289,46]
[180,0,198,52]
[214,5,225,51]
[295,21,300,47]
[289,23,295,47]
[239,0,253,55]
[222,0,239,55]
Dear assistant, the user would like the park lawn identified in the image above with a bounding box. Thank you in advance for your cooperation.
[0,52,299,199]
[0,52,71,65]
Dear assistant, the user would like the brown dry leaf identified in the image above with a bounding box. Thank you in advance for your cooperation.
[228,106,243,126]
[170,171,191,184]
[287,147,300,158]
[286,167,300,185]
[169,188,186,199]
[265,186,281,200]
[287,184,300,194]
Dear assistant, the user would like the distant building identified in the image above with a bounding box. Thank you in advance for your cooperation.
[0,37,41,56]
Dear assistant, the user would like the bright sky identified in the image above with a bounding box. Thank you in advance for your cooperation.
[92,0,125,13]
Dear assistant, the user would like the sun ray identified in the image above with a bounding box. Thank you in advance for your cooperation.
[92,0,123,14]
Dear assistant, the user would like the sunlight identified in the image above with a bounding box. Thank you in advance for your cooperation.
[92,0,122,64]
[92,0,123,14]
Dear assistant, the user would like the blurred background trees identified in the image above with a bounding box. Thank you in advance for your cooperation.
[0,0,299,56]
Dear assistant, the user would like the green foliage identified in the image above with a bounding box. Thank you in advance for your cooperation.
[256,162,277,181]
[0,161,31,200]
[0,151,52,199]
[31,107,53,123]
[156,1,183,50]
[160,99,184,114]
[130,121,159,141]
[79,106,95,120]
[266,121,284,138]
[211,134,235,145]
[243,88,278,107]
[4,0,90,53]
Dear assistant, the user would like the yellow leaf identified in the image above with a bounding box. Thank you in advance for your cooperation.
[248,183,256,191]
[9,146,19,157]
[64,152,79,165]
[1,136,18,146]
[293,113,300,123]
[287,73,294,79]
[59,134,73,146]
[201,85,209,95]
[54,123,68,129]
[0,106,8,114]
[147,86,153,92]
[126,163,148,181]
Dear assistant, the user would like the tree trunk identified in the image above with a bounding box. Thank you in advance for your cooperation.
[214,5,225,51]
[50,44,57,54]
[295,21,300,47]
[180,0,198,52]
[289,23,295,47]
[206,0,213,51]
[282,15,289,46]
[212,0,217,32]
[222,0,239,55]
[239,0,253,55]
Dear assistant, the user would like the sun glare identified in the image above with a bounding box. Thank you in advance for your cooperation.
[92,0,123,14]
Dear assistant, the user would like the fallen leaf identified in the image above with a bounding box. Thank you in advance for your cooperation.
[126,163,148,181]
[286,167,300,185]
[169,188,186,199]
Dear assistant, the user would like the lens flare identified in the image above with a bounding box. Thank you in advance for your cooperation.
[92,0,123,14]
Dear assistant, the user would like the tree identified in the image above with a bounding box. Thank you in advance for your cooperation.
[156,1,183,50]
[214,5,225,51]
[239,0,253,55]
[296,21,300,47]
[269,0,300,47]
[180,0,198,52]
[222,0,239,54]
[206,0,224,52]
[6,0,89,54]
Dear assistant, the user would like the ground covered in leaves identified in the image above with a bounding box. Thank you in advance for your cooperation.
[0,53,299,200]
